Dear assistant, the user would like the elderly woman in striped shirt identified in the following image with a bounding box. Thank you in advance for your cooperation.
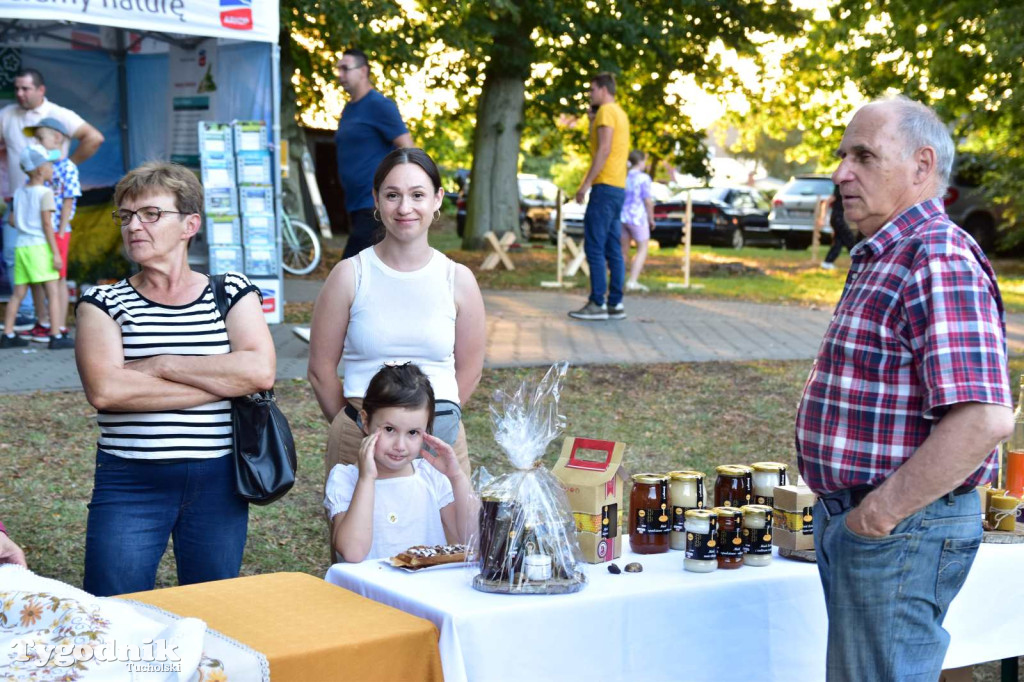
[75,162,275,597]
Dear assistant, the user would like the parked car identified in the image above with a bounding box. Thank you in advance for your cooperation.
[555,182,672,244]
[944,156,1006,253]
[768,175,835,249]
[651,186,775,249]
[455,175,560,240]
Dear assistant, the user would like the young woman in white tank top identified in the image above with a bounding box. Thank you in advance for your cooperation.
[307,148,486,481]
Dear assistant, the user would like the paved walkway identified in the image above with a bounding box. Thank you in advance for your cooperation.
[4,279,1024,394]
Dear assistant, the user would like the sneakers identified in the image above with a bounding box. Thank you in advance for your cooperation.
[12,314,36,332]
[0,334,28,348]
[568,301,608,321]
[820,262,836,270]
[568,301,626,321]
[49,334,75,350]
[625,281,649,292]
[18,323,52,343]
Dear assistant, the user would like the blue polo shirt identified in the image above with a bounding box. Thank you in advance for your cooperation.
[334,89,409,213]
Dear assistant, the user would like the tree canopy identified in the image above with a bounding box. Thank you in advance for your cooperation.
[284,0,805,246]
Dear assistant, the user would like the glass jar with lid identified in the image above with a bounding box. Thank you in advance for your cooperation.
[713,506,745,569]
[714,465,753,508]
[684,509,718,573]
[629,473,671,554]
[740,504,774,567]
[668,470,706,550]
[750,462,789,506]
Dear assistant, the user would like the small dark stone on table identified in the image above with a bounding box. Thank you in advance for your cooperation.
[607,563,621,574]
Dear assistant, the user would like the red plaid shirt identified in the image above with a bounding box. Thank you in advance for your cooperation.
[796,198,1011,495]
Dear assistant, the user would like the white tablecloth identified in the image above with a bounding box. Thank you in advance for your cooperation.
[325,544,1024,682]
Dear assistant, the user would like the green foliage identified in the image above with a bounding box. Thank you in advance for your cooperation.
[283,1,807,233]
[723,0,1024,239]
[66,204,132,284]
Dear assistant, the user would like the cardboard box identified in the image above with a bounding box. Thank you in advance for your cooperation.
[772,526,815,551]
[553,437,627,563]
[773,484,817,513]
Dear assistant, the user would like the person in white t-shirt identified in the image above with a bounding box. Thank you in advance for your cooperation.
[324,363,479,562]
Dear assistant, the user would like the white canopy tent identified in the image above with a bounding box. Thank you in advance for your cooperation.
[0,0,286,320]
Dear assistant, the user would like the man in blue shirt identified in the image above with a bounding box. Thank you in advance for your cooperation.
[334,49,413,258]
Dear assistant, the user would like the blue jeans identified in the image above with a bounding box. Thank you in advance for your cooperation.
[813,489,982,681]
[583,184,626,307]
[83,450,249,597]
[2,214,34,315]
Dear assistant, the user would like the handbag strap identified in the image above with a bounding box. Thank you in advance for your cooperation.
[210,273,275,401]
[210,273,229,323]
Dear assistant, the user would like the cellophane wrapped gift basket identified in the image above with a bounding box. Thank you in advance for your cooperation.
[472,362,587,594]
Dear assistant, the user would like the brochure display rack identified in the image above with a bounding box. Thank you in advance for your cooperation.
[198,120,283,323]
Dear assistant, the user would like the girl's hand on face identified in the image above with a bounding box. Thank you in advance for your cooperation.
[420,432,461,479]
[358,428,380,481]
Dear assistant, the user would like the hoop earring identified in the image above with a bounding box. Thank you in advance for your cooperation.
[373,209,381,223]
[433,209,441,223]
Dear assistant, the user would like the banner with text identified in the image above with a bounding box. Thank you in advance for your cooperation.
[0,0,278,44]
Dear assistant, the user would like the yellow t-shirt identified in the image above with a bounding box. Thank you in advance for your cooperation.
[590,102,630,188]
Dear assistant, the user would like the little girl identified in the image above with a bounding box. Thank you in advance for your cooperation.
[324,363,477,562]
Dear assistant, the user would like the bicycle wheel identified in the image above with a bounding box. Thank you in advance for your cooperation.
[281,216,322,276]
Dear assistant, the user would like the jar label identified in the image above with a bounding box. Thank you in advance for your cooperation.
[672,506,688,532]
[801,506,815,535]
[755,495,774,506]
[718,526,743,559]
[634,506,671,535]
[685,517,717,560]
[602,503,618,539]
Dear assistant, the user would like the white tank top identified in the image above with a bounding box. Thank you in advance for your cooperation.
[342,247,460,403]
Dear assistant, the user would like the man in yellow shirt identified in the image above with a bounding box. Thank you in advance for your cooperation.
[570,73,631,321]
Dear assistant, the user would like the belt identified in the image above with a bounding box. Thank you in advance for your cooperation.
[821,483,974,516]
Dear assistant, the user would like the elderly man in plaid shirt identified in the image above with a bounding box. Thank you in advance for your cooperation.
[796,95,1013,681]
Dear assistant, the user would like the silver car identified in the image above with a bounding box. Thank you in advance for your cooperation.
[944,159,1004,253]
[768,175,835,249]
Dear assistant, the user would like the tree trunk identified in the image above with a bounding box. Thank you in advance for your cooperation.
[463,74,525,250]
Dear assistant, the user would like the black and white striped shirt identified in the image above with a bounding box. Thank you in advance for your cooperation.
[78,272,260,460]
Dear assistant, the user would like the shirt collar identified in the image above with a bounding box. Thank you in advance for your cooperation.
[850,197,946,260]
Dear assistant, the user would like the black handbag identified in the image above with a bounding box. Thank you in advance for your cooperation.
[211,274,297,505]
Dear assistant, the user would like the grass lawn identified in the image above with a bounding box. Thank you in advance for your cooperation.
[5,358,1024,588]
[2,364,1021,680]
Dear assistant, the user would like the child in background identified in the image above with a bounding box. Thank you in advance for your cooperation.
[1,144,72,349]
[20,117,81,341]
[324,363,478,562]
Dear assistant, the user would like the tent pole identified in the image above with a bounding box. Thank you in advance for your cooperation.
[271,42,285,311]
[115,29,130,175]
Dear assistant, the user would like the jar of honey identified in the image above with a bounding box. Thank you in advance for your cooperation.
[740,504,773,567]
[714,465,752,508]
[630,473,671,554]
[713,506,744,569]
[684,509,718,573]
[750,462,788,506]
[668,470,706,550]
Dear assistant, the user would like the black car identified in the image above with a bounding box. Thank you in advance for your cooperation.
[651,186,776,249]
[456,175,559,240]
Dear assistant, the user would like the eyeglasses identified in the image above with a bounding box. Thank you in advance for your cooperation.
[336,63,365,73]
[112,207,189,227]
